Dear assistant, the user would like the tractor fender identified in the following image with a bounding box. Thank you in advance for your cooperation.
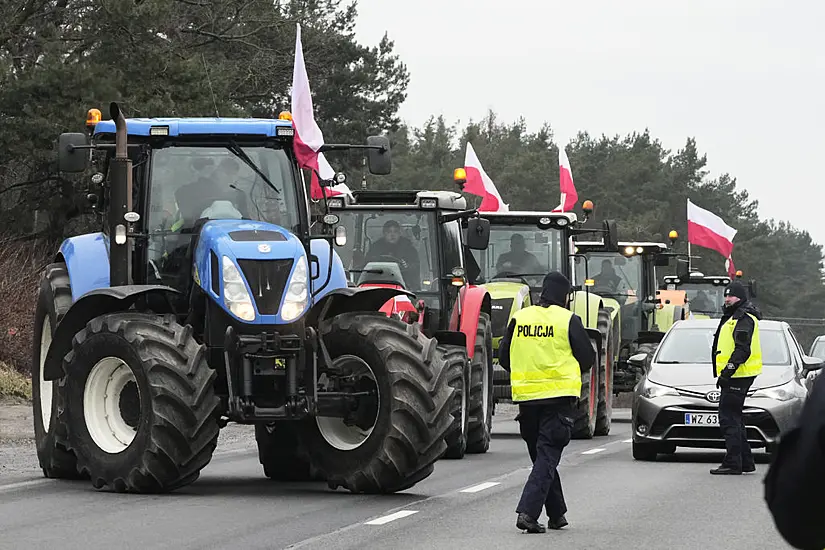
[449,285,491,359]
[57,233,111,301]
[570,290,604,330]
[584,327,603,355]
[43,285,181,381]
[306,286,415,326]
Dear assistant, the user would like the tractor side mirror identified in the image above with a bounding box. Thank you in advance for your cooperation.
[366,135,392,175]
[654,254,670,267]
[676,258,690,279]
[748,280,757,298]
[58,132,91,173]
[465,217,490,250]
[603,219,619,252]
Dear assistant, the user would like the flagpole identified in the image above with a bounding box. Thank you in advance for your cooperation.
[688,241,692,273]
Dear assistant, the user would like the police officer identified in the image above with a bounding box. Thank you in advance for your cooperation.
[498,272,596,533]
[710,281,762,475]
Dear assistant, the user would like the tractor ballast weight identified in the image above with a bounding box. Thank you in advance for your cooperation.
[327,189,496,458]
[458,201,619,440]
[32,103,460,495]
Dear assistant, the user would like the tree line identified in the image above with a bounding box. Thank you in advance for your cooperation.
[0,0,821,373]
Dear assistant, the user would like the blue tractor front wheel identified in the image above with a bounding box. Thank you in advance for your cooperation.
[61,313,221,493]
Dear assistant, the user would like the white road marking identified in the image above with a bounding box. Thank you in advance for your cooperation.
[364,510,419,525]
[0,478,51,493]
[623,439,633,443]
[460,481,500,493]
[582,448,606,455]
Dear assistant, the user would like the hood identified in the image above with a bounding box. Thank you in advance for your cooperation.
[647,363,793,390]
[539,272,571,307]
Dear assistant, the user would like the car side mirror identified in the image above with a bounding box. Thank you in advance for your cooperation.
[465,217,490,250]
[628,352,648,368]
[58,132,91,173]
[802,355,824,374]
[367,135,391,175]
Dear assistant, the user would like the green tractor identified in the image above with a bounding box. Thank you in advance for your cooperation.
[661,260,757,320]
[572,232,687,394]
[462,202,620,439]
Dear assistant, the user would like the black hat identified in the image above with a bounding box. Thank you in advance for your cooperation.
[540,271,571,307]
[724,281,748,301]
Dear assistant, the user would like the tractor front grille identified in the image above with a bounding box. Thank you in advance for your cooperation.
[237,259,294,316]
[490,298,514,337]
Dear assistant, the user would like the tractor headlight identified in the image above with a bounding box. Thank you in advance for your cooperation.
[222,256,256,321]
[281,255,308,322]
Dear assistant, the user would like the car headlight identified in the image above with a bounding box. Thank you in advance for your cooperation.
[222,256,256,321]
[280,255,308,322]
[751,380,801,402]
[640,379,679,399]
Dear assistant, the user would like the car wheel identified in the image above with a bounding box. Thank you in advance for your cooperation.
[632,440,658,461]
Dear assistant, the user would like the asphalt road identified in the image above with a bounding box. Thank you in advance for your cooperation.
[0,410,791,550]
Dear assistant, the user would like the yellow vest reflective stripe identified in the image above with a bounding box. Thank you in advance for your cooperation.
[509,305,582,401]
[715,313,763,378]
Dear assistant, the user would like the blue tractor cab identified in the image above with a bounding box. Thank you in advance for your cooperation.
[31,103,459,495]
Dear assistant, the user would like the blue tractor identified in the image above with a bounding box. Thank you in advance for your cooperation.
[31,103,458,494]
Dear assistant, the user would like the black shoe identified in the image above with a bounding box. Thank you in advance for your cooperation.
[547,515,568,530]
[710,465,742,475]
[743,464,756,473]
[516,513,546,533]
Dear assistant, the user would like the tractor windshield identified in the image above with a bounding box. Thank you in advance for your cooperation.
[577,252,642,300]
[335,209,440,293]
[471,225,565,288]
[679,283,725,316]
[145,144,301,285]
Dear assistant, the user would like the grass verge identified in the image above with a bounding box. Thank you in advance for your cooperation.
[0,362,32,401]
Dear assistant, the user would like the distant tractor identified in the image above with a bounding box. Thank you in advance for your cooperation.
[327,189,495,458]
[32,104,459,494]
[455,187,620,438]
[572,229,688,393]
[662,267,757,320]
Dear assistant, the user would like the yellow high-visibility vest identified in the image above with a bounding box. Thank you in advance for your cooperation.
[509,305,582,402]
[715,313,763,378]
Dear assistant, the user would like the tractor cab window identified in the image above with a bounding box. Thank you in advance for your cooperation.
[577,252,642,304]
[336,210,439,292]
[146,144,301,288]
[680,284,724,316]
[471,226,564,288]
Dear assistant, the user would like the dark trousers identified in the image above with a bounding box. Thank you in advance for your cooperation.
[515,401,574,520]
[718,376,756,470]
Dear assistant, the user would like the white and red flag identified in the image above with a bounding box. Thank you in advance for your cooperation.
[290,23,351,199]
[552,146,578,212]
[463,142,508,212]
[687,199,737,277]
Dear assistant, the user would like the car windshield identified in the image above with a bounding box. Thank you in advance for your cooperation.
[335,209,440,292]
[470,224,565,288]
[679,283,724,316]
[576,252,642,298]
[656,326,791,366]
[145,144,301,287]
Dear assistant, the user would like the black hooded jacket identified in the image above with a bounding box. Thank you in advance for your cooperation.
[710,299,762,377]
[498,274,596,406]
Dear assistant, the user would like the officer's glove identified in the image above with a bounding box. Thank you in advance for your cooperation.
[716,376,730,389]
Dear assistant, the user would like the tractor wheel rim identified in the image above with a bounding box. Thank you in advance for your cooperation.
[316,355,379,451]
[83,357,140,454]
[38,317,53,432]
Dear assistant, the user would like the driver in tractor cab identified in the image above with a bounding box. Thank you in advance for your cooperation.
[364,220,421,287]
[593,259,621,291]
[496,233,543,275]
[691,290,713,313]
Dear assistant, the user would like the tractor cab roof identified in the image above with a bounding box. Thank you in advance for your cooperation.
[575,241,669,255]
[92,117,295,138]
[327,189,468,211]
[663,273,731,286]
[474,210,578,229]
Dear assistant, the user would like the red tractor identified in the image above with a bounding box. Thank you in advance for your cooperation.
[327,189,495,459]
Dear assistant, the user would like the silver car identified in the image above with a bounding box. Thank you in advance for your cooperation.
[630,318,824,461]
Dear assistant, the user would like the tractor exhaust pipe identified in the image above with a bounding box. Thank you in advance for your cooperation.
[109,102,132,287]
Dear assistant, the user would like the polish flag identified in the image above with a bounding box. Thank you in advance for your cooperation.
[290,24,351,199]
[687,199,737,277]
[552,147,578,212]
[463,142,508,212]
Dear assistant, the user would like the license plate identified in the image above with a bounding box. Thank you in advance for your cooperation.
[684,413,719,426]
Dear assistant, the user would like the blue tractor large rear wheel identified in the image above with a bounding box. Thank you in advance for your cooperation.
[62,313,221,493]
[299,312,455,494]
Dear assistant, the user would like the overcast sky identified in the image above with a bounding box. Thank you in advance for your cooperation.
[354,0,825,247]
